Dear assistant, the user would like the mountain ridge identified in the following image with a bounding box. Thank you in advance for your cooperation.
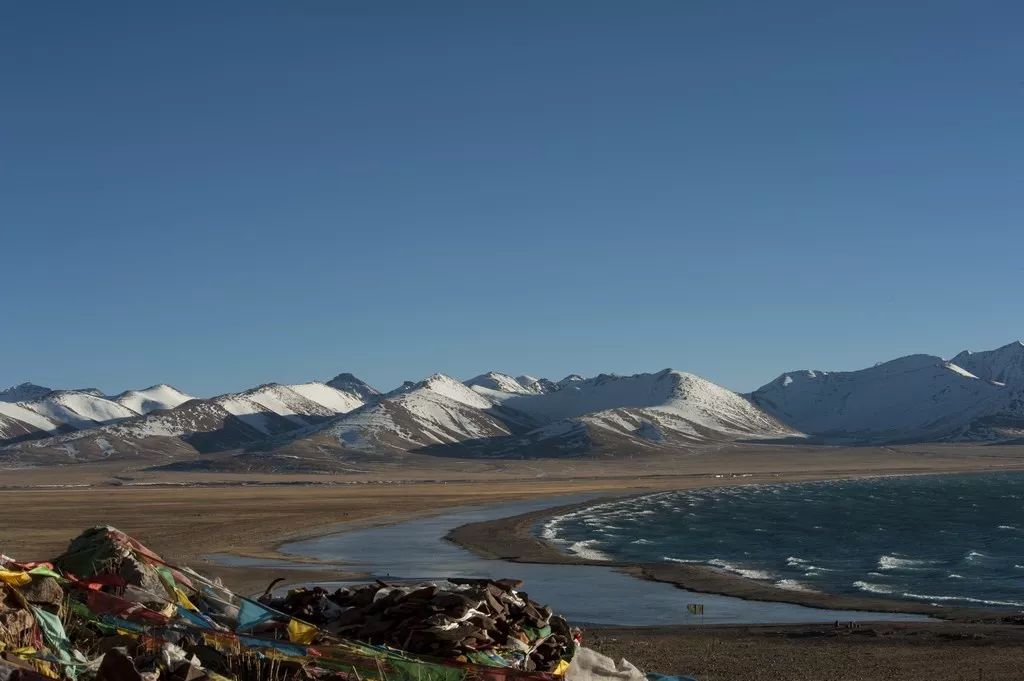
[4,339,1024,469]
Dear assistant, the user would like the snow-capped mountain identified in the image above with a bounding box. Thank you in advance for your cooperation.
[305,369,795,459]
[324,373,522,454]
[750,347,1024,443]
[557,374,585,389]
[113,384,195,414]
[949,341,1024,387]
[326,373,381,403]
[6,339,1024,469]
[465,372,538,395]
[0,374,376,462]
[21,390,139,429]
[0,382,53,403]
[515,375,558,394]
[0,400,69,444]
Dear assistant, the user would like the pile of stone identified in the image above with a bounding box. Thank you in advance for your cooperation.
[262,578,575,672]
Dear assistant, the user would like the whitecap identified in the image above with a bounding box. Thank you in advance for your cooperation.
[877,555,942,570]
[853,580,895,595]
[775,579,818,593]
[708,559,773,581]
[901,592,1024,608]
[566,540,611,561]
[662,556,703,564]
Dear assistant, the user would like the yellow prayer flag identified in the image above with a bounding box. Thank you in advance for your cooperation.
[175,587,199,612]
[286,619,319,644]
[0,570,32,587]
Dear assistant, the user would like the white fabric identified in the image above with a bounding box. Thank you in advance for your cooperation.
[567,647,646,681]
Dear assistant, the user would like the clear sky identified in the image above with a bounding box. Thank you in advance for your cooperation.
[2,1,1022,397]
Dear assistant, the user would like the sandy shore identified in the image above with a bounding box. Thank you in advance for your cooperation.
[0,476,661,593]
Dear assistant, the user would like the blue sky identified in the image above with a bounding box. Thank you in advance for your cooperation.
[2,1,1021,396]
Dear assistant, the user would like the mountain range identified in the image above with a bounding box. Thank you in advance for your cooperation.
[3,340,1023,470]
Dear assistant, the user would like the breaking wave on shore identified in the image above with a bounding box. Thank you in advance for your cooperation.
[541,472,1024,610]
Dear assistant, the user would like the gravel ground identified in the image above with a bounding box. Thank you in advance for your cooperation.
[588,621,1024,681]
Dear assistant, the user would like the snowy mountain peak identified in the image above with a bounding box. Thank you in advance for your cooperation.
[949,341,1024,387]
[325,373,380,402]
[516,375,559,394]
[418,373,495,409]
[750,351,1018,442]
[0,382,53,403]
[557,374,585,388]
[113,384,194,415]
[465,372,535,395]
[288,381,364,414]
[22,391,140,429]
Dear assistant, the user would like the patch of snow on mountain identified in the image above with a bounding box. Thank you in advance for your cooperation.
[24,392,139,428]
[944,363,980,380]
[515,375,559,394]
[289,382,364,414]
[420,374,495,410]
[114,384,194,414]
[402,391,508,442]
[465,372,534,395]
[215,395,278,434]
[110,401,235,439]
[0,401,62,433]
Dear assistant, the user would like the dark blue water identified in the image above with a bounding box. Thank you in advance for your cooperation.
[543,472,1024,610]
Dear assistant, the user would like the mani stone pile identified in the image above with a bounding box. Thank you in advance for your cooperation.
[263,578,576,672]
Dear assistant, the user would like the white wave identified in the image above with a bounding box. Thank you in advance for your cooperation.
[631,538,654,545]
[997,525,1018,530]
[662,556,703,564]
[786,556,811,566]
[877,555,942,570]
[965,550,988,562]
[853,580,896,595]
[948,573,964,579]
[775,579,818,593]
[566,540,611,561]
[708,559,773,581]
[902,592,1024,608]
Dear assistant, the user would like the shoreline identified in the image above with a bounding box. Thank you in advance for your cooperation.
[446,470,1021,624]
[6,455,1024,613]
[7,456,1024,679]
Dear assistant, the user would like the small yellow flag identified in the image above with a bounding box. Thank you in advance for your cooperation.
[0,570,32,587]
[287,619,319,644]
[552,660,572,676]
[175,587,200,612]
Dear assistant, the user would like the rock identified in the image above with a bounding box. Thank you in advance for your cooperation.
[18,577,63,608]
